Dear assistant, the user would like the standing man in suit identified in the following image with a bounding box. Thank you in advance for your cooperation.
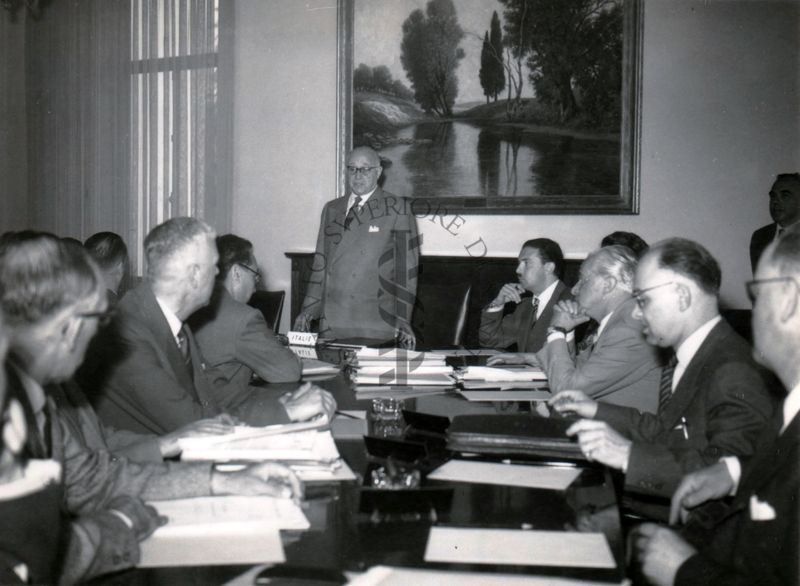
[635,230,800,586]
[80,217,334,435]
[550,238,774,511]
[293,146,420,346]
[492,245,662,412]
[479,238,572,353]
[191,234,302,410]
[749,172,800,273]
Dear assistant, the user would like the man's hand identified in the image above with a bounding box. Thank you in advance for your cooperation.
[211,462,304,501]
[106,495,167,541]
[280,382,337,422]
[159,414,237,457]
[549,300,590,332]
[566,419,632,471]
[548,390,598,418]
[489,283,527,307]
[669,461,735,524]
[293,313,312,332]
[487,353,539,367]
[395,320,416,350]
[634,523,697,586]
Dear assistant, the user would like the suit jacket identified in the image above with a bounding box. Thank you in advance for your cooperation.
[190,287,297,425]
[49,380,163,462]
[7,362,213,583]
[300,188,420,340]
[676,413,799,586]
[536,297,662,412]
[479,281,572,353]
[749,223,776,273]
[596,319,775,499]
[78,283,221,434]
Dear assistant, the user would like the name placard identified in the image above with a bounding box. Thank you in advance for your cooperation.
[287,331,318,347]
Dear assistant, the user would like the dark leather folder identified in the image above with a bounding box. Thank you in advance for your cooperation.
[446,414,585,462]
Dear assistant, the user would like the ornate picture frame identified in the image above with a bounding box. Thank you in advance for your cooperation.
[337,0,642,215]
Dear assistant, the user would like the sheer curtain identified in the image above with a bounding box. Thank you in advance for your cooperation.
[130,0,231,274]
[25,0,232,274]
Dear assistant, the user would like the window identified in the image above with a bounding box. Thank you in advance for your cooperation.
[129,0,229,274]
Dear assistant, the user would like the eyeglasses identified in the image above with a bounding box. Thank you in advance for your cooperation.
[346,166,380,176]
[745,277,800,302]
[632,281,675,308]
[76,308,115,327]
[237,263,261,284]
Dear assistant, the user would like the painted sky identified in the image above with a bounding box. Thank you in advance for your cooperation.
[354,0,535,106]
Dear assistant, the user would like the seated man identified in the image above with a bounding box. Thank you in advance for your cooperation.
[78,218,334,434]
[551,238,775,514]
[600,230,649,258]
[479,238,572,353]
[0,235,301,583]
[635,230,800,586]
[491,245,662,412]
[190,234,302,410]
[749,172,799,273]
[83,231,129,305]
[0,234,303,579]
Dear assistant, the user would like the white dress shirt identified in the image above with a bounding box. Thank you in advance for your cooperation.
[672,315,722,391]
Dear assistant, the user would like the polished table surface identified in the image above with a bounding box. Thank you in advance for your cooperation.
[108,357,626,585]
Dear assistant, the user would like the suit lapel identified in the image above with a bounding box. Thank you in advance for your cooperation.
[736,412,799,503]
[659,321,727,429]
[139,286,197,397]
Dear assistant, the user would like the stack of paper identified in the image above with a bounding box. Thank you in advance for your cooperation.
[138,495,308,567]
[351,348,455,386]
[179,428,355,482]
[300,357,340,377]
[459,365,548,383]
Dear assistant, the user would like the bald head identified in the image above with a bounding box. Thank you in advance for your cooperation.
[347,147,383,196]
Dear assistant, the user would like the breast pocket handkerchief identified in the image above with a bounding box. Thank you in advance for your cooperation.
[749,494,776,521]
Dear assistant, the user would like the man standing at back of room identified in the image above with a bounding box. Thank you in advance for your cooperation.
[479,238,572,353]
[293,146,420,347]
[750,172,800,273]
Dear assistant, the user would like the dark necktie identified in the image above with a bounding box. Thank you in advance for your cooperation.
[177,326,193,375]
[577,320,599,355]
[777,226,784,239]
[658,353,679,414]
[530,296,540,322]
[344,195,362,229]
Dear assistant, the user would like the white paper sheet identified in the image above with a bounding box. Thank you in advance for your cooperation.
[427,460,581,491]
[138,495,306,567]
[139,527,285,567]
[461,365,547,382]
[180,429,340,462]
[458,390,551,402]
[424,527,616,569]
[347,566,622,586]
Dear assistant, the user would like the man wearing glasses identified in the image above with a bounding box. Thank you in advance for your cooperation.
[190,234,332,424]
[294,146,419,347]
[635,230,800,586]
[550,238,775,519]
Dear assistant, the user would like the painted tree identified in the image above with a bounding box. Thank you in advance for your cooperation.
[488,11,506,101]
[479,31,493,103]
[400,0,465,117]
[500,0,622,124]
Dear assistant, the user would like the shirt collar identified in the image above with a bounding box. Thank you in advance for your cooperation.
[11,362,46,422]
[155,295,183,341]
[349,188,377,210]
[533,280,560,318]
[783,383,800,434]
[596,310,614,338]
[675,315,722,367]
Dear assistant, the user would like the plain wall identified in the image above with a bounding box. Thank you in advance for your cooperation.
[0,14,28,233]
[231,0,800,332]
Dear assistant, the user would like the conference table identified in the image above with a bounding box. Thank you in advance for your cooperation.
[120,348,627,585]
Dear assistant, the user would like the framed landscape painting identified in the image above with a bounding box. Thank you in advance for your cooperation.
[336,0,643,214]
